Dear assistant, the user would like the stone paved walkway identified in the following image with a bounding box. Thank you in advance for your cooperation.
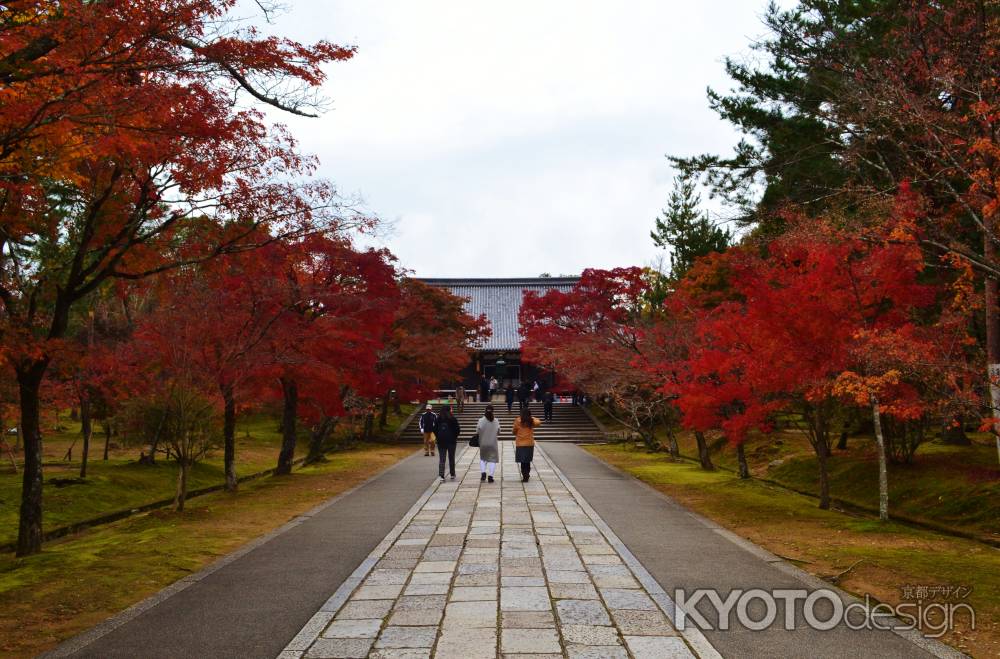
[281,443,701,658]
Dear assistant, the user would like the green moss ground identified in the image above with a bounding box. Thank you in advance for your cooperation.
[585,442,1000,657]
[587,406,1000,540]
[0,406,415,547]
[0,442,415,658]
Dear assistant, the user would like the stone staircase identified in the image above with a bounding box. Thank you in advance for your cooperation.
[397,401,606,443]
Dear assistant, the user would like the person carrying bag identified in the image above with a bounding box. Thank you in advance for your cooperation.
[476,404,501,483]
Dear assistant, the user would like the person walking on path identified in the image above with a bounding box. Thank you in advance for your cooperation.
[433,405,460,481]
[479,376,490,403]
[542,390,554,421]
[505,383,515,413]
[418,404,437,457]
[512,407,541,482]
[454,384,465,412]
[476,404,501,483]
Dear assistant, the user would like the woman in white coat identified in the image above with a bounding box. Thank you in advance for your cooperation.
[477,404,501,483]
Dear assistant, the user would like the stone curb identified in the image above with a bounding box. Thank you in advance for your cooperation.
[40,449,425,659]
[538,446,721,659]
[277,446,468,658]
[578,448,969,659]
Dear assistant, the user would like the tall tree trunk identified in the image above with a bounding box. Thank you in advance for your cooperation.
[694,431,714,470]
[276,377,298,475]
[664,423,680,460]
[306,416,336,464]
[363,413,374,441]
[174,459,190,512]
[815,441,831,510]
[63,437,76,462]
[1,437,16,473]
[870,395,889,522]
[15,361,46,556]
[79,396,92,479]
[102,421,111,460]
[985,231,1000,465]
[0,408,17,472]
[379,390,390,428]
[836,420,849,451]
[223,385,237,492]
[736,443,750,479]
[392,390,401,414]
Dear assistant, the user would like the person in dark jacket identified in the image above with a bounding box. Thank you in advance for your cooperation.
[418,404,437,456]
[542,390,554,421]
[517,381,531,410]
[433,405,461,481]
[479,376,490,403]
[505,384,515,413]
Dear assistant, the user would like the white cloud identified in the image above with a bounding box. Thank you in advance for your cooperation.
[249,0,776,276]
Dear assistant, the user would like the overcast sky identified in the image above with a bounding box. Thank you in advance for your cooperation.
[255,1,779,278]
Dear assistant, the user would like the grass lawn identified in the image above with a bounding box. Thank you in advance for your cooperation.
[585,443,1000,658]
[588,406,1000,541]
[0,406,416,547]
[0,441,416,658]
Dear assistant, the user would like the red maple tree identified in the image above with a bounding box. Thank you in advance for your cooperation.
[1,1,356,555]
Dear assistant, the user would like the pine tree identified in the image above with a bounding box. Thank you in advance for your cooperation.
[651,175,731,281]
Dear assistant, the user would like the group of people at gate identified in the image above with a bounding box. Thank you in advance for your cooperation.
[452,378,556,421]
[418,403,541,483]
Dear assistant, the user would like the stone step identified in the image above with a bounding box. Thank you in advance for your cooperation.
[399,402,605,443]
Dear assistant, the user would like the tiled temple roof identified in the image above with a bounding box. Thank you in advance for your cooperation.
[419,277,579,352]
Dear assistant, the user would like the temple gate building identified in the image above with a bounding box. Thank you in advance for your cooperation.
[419,277,579,389]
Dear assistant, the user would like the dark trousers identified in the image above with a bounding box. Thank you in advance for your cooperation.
[543,403,553,420]
[515,445,534,480]
[506,400,514,412]
[437,439,456,478]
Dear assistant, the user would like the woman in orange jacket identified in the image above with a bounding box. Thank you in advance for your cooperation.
[512,406,542,482]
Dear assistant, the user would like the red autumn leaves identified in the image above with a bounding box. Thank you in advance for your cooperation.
[521,190,980,509]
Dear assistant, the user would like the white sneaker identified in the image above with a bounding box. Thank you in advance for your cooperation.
[440,476,446,482]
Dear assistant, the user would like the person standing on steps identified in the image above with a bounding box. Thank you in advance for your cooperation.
[434,405,460,481]
[512,406,541,482]
[479,375,490,403]
[454,384,465,413]
[517,380,531,410]
[419,404,437,457]
[505,383,515,413]
[477,404,501,483]
[533,379,541,402]
[489,376,498,401]
[542,390,554,421]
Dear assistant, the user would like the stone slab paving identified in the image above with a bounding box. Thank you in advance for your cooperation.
[281,443,702,658]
